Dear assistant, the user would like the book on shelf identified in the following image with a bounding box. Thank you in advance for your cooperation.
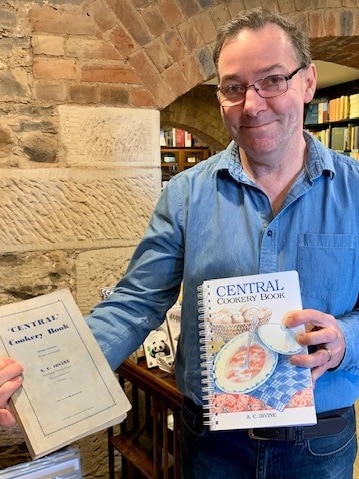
[0,447,82,479]
[160,128,193,147]
[309,128,330,147]
[0,289,131,460]
[304,97,328,124]
[349,93,359,119]
[329,95,350,121]
[198,270,316,431]
[330,126,348,151]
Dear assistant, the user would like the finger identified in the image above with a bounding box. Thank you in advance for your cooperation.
[285,309,334,329]
[0,406,17,429]
[0,361,23,385]
[0,376,23,409]
[296,328,339,347]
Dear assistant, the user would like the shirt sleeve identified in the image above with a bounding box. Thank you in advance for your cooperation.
[85,181,184,370]
[335,309,359,374]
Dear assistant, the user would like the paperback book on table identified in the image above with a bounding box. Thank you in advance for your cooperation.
[198,270,316,431]
[0,289,131,459]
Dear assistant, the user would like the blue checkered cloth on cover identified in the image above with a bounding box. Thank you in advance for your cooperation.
[251,354,311,411]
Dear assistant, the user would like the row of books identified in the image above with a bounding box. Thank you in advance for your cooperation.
[305,93,359,124]
[309,123,359,153]
[160,128,193,147]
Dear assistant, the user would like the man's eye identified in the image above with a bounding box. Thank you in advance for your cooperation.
[223,85,244,96]
[262,75,283,87]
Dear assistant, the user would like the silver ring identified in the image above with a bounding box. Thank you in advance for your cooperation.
[322,346,332,362]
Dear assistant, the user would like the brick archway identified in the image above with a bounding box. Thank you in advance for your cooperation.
[93,1,359,106]
[84,1,359,148]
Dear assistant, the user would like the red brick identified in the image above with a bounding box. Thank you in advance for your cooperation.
[84,0,117,32]
[32,34,65,56]
[129,51,162,95]
[227,0,246,17]
[68,85,98,103]
[323,11,339,36]
[34,81,67,102]
[66,38,121,60]
[130,88,156,107]
[178,18,204,52]
[81,64,140,83]
[99,86,130,105]
[145,38,172,72]
[30,5,95,35]
[179,54,205,88]
[158,0,184,27]
[309,11,324,38]
[209,4,231,29]
[105,0,152,46]
[161,63,189,98]
[192,11,218,44]
[129,50,173,103]
[141,4,167,37]
[108,25,136,59]
[33,58,78,80]
[163,30,187,63]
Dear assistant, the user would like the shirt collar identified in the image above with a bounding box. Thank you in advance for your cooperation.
[213,131,335,183]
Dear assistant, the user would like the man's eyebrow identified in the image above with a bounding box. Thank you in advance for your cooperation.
[219,64,287,84]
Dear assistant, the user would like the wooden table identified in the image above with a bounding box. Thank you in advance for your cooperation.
[108,358,183,479]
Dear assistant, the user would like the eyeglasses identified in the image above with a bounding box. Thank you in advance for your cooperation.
[216,64,307,107]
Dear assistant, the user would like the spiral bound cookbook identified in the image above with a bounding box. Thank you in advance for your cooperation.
[198,271,316,431]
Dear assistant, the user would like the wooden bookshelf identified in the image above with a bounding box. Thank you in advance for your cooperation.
[305,81,359,159]
[161,146,211,182]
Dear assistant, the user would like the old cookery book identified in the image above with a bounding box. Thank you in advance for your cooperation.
[198,271,316,431]
[0,289,131,459]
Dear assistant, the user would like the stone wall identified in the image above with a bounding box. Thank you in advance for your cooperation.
[1,1,359,478]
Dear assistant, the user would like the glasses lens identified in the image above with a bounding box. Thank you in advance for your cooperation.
[256,74,288,98]
[217,87,244,106]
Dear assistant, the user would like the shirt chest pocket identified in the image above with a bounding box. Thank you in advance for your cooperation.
[297,233,357,314]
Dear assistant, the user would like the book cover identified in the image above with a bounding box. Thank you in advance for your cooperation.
[198,271,316,431]
[331,126,347,151]
[0,447,82,478]
[166,304,181,357]
[0,289,131,459]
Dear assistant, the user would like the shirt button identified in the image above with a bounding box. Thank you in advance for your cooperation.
[267,230,273,237]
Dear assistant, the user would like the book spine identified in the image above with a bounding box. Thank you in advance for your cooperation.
[197,284,217,429]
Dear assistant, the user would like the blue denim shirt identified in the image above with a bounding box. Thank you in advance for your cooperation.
[87,132,359,413]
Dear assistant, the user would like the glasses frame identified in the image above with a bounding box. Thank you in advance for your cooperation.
[216,64,307,107]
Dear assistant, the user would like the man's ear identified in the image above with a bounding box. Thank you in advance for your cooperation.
[304,63,317,104]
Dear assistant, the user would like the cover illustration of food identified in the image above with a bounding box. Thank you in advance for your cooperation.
[198,271,316,431]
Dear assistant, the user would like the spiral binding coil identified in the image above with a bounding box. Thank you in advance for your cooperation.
[198,283,217,427]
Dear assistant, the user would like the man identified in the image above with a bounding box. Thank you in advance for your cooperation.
[1,8,359,478]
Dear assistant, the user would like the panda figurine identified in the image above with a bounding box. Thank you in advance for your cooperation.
[151,339,170,358]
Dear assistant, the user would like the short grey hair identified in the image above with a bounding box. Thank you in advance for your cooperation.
[213,8,312,71]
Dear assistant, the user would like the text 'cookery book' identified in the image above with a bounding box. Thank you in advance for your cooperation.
[0,288,131,459]
[198,271,316,431]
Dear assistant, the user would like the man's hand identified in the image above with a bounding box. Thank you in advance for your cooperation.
[0,357,23,429]
[284,309,345,386]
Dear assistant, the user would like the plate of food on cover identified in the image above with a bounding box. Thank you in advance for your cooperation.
[214,333,278,394]
[257,322,303,355]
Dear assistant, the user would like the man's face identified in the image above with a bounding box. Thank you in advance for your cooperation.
[217,24,316,159]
